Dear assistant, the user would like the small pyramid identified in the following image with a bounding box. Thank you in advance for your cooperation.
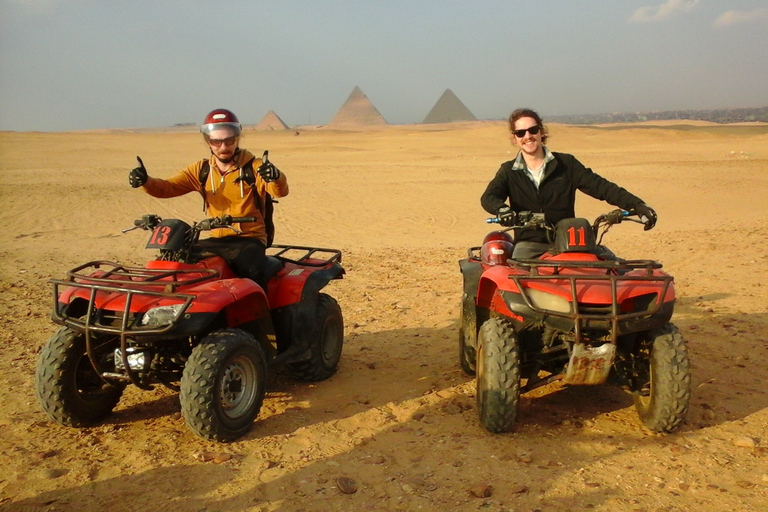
[328,86,388,127]
[422,89,477,124]
[255,110,289,130]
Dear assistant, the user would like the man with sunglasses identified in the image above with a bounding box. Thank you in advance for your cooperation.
[128,108,289,284]
[481,108,656,259]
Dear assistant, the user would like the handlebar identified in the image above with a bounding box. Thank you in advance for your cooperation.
[486,209,653,245]
[122,214,162,233]
[123,214,257,234]
[195,216,257,231]
[593,209,629,226]
[487,209,644,229]
[486,211,547,229]
[592,209,651,230]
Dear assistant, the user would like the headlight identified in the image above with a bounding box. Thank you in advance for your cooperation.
[526,288,571,314]
[140,303,186,327]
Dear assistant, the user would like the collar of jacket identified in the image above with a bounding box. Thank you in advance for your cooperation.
[209,148,257,173]
[511,145,555,171]
[207,148,258,196]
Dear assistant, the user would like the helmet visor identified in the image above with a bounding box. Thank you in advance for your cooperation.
[200,122,242,136]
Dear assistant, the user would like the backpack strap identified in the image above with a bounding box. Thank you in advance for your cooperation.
[241,157,276,247]
[198,160,211,212]
[199,156,276,246]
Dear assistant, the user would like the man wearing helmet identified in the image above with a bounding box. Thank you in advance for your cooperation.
[128,108,289,284]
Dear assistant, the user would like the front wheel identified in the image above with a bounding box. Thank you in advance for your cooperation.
[180,329,267,442]
[633,323,691,433]
[287,294,344,381]
[35,327,123,427]
[476,318,520,433]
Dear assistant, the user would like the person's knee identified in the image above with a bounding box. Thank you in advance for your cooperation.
[236,242,267,284]
[512,242,550,259]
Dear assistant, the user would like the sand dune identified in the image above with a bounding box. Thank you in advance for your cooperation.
[1,121,767,511]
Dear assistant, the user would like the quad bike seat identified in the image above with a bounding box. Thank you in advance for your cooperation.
[552,218,598,254]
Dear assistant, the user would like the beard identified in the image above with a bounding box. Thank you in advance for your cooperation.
[212,147,239,164]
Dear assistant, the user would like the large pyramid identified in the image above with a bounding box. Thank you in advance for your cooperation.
[328,86,387,127]
[422,89,477,124]
[255,110,289,130]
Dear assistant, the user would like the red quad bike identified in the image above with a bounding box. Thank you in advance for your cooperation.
[35,214,344,442]
[459,210,691,434]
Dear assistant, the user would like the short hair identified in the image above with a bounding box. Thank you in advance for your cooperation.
[508,108,548,144]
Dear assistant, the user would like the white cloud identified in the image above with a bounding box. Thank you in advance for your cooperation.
[628,0,700,24]
[713,8,768,28]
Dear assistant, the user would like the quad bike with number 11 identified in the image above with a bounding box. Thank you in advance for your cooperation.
[459,209,691,434]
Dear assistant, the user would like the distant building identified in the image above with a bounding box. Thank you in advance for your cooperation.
[255,110,290,130]
[328,86,388,127]
[422,89,477,124]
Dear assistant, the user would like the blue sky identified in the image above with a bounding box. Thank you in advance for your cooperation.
[1,0,766,131]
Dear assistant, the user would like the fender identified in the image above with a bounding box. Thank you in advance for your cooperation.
[459,258,483,301]
[477,268,524,322]
[144,257,270,328]
[268,262,344,309]
[269,262,344,366]
[176,278,276,342]
[459,258,484,350]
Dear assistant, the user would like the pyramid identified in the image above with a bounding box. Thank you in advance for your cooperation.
[328,86,388,127]
[422,89,477,124]
[255,110,289,130]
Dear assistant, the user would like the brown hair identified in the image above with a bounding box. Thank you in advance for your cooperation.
[508,108,548,144]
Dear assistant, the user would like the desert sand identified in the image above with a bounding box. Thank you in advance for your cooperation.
[1,121,767,511]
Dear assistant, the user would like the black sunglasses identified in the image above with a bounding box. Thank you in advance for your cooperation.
[513,125,541,138]
[208,136,238,147]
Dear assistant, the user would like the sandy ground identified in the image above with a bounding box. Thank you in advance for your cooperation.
[1,121,767,512]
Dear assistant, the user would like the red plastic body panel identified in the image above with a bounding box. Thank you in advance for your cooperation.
[477,266,523,321]
[59,257,269,322]
[474,252,676,316]
[146,256,237,280]
[267,258,332,309]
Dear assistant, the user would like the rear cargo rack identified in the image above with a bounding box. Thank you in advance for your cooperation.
[268,245,342,266]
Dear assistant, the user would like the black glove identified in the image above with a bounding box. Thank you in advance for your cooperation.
[257,161,280,182]
[634,203,657,231]
[129,156,148,188]
[497,206,517,227]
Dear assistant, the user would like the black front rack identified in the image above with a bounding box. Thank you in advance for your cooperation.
[506,259,674,343]
[51,260,218,389]
[51,260,217,334]
[62,260,219,292]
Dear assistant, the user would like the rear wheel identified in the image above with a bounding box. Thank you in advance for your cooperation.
[287,294,344,381]
[35,327,123,427]
[633,323,691,433]
[476,318,520,433]
[180,329,267,442]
